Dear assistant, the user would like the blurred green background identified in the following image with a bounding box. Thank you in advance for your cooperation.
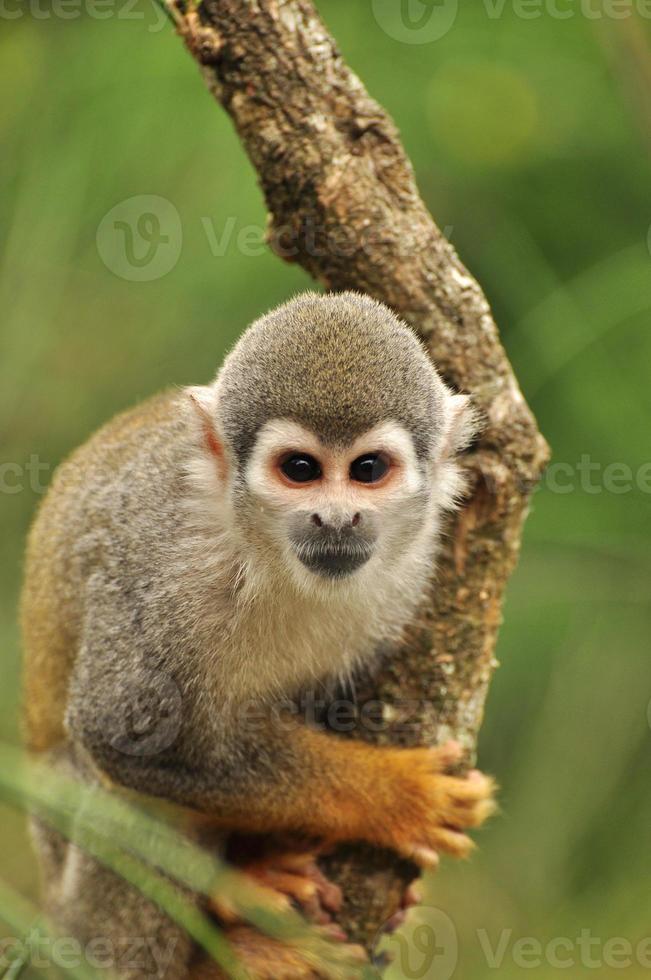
[1,1,650,977]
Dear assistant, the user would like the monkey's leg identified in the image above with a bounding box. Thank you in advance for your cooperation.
[30,826,196,979]
[34,828,362,980]
[32,820,358,980]
[189,925,366,980]
[29,747,196,980]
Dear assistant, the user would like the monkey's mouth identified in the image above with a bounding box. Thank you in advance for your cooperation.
[294,544,372,579]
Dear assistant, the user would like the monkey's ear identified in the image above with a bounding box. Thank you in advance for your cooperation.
[185,385,225,464]
[440,393,478,458]
[186,385,215,419]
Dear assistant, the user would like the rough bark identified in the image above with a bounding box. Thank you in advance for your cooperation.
[168,0,550,959]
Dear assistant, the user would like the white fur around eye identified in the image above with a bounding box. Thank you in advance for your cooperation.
[348,422,423,495]
[245,419,322,499]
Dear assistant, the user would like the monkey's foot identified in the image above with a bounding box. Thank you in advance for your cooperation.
[192,925,367,980]
[230,924,366,980]
[211,838,342,926]
[243,849,343,924]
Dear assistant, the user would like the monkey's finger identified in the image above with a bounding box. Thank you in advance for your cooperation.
[311,929,369,980]
[402,844,440,869]
[382,909,408,934]
[437,773,498,828]
[402,880,423,908]
[304,862,343,914]
[442,770,496,802]
[426,740,464,771]
[427,826,476,859]
[315,929,367,962]
[209,881,292,924]
[240,851,343,922]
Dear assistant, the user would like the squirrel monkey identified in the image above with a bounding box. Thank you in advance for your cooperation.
[22,292,495,979]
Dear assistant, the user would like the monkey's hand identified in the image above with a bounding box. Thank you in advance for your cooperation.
[371,740,496,868]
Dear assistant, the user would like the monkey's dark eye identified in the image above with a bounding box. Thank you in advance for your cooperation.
[350,453,389,484]
[280,453,322,484]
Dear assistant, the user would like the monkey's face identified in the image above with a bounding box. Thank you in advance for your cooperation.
[188,293,475,592]
[240,417,432,584]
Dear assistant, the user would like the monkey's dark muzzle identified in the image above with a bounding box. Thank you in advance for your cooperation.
[297,545,372,578]
[291,525,375,579]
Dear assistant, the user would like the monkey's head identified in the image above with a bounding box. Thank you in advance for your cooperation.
[187,292,474,591]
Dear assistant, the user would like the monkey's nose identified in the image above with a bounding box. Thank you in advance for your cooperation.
[311,513,361,529]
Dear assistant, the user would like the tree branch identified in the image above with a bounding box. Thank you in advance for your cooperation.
[170,0,549,957]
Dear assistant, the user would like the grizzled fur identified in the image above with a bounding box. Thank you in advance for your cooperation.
[217,292,448,464]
